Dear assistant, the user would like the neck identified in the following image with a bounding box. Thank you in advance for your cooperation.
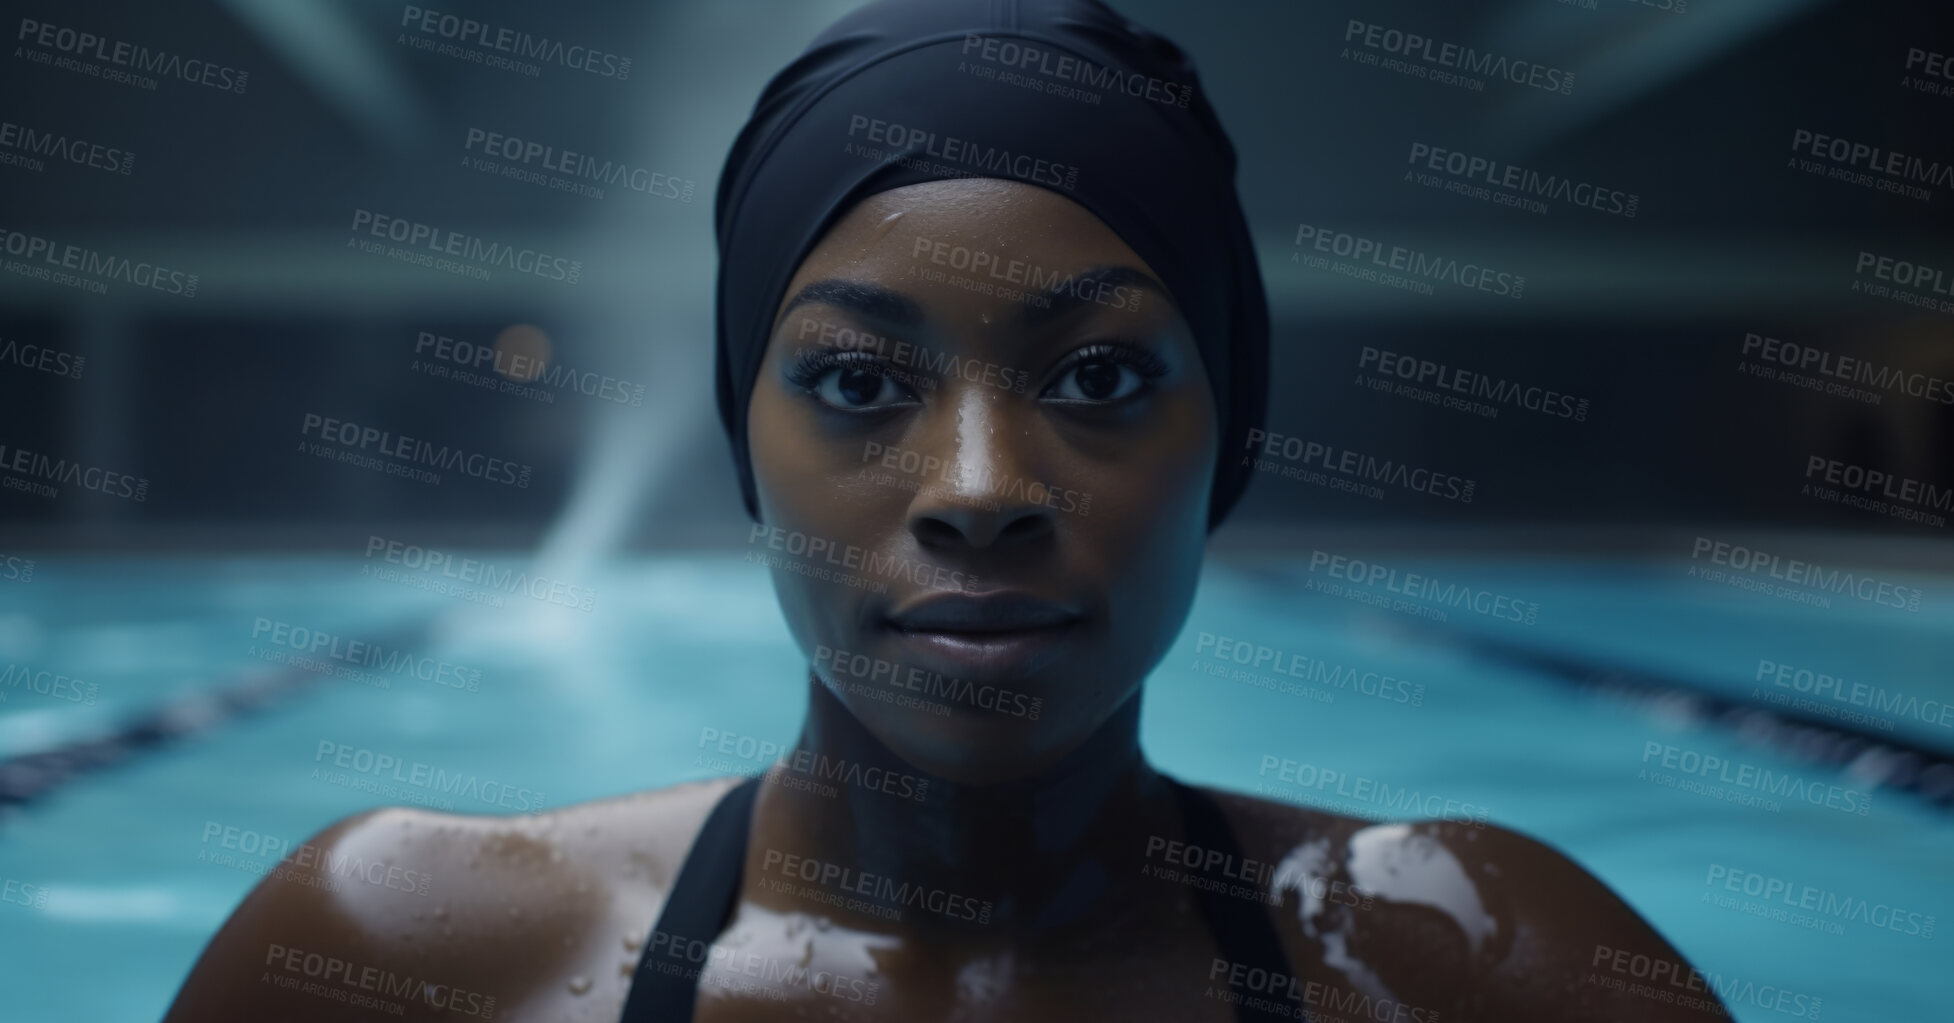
[749,672,1179,938]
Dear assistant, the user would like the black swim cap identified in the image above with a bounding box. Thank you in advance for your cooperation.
[714,0,1268,531]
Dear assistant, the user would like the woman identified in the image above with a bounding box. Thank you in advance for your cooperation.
[166,1,1723,1020]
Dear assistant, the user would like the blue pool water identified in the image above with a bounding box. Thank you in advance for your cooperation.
[0,549,1948,1021]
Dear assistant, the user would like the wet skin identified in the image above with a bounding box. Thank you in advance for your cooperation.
[164,180,1724,1022]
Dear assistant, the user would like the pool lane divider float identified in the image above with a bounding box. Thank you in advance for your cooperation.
[1368,618,1954,812]
[0,620,434,812]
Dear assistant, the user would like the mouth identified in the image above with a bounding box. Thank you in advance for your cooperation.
[881,592,1085,678]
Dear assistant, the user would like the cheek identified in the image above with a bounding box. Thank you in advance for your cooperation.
[749,385,817,510]
[748,387,900,660]
[1092,387,1216,547]
[750,392,837,632]
[1079,389,1215,668]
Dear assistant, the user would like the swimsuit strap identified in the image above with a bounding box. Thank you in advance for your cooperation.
[617,773,1302,1022]
[617,774,762,1023]
[1168,775,1311,1022]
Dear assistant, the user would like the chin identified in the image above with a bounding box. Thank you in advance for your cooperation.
[832,665,1137,787]
[838,681,1058,783]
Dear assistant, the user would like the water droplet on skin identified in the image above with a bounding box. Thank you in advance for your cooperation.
[619,961,635,977]
[568,976,592,995]
[623,934,642,952]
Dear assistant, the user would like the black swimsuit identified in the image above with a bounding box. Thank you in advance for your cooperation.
[617,774,1304,1022]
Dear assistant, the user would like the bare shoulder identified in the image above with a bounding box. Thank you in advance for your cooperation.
[164,775,746,1022]
[1199,785,1727,1023]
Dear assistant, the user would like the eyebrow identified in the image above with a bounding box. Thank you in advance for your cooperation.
[773,263,1168,336]
[775,279,927,334]
[1020,264,1167,329]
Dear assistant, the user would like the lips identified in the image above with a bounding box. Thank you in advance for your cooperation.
[885,592,1083,633]
[881,592,1085,681]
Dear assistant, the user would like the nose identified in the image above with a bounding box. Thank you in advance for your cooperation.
[905,388,1057,551]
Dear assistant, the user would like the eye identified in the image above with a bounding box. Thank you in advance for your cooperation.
[1050,359,1142,402]
[816,365,907,409]
[1043,342,1167,405]
[789,350,921,411]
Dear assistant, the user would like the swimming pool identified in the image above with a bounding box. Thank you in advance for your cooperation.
[0,546,1948,1021]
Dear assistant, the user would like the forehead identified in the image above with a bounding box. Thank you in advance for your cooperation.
[786,177,1150,296]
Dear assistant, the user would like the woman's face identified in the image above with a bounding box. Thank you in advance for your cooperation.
[747,177,1216,785]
